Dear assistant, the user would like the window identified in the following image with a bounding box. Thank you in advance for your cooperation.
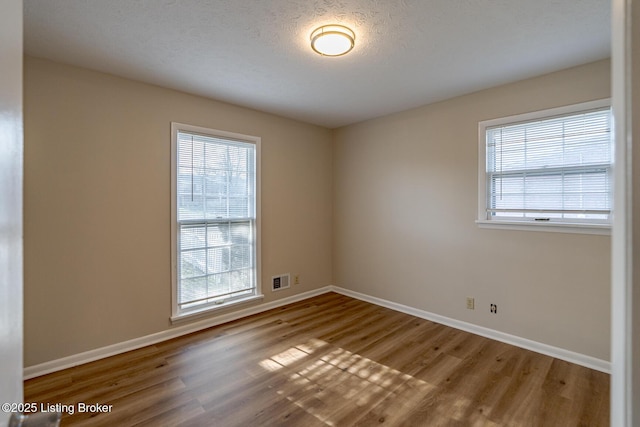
[477,99,612,234]
[171,123,261,320]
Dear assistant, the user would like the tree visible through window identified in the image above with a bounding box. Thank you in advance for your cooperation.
[171,123,259,317]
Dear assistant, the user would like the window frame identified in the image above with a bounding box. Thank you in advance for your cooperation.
[170,122,262,322]
[476,99,612,235]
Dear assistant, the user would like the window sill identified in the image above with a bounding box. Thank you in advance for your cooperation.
[170,294,264,324]
[475,220,611,235]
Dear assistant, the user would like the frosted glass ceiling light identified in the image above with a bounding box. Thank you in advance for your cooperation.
[310,25,355,57]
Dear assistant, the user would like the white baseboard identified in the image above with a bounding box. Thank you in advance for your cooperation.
[330,286,610,373]
[25,284,610,379]
[23,286,333,380]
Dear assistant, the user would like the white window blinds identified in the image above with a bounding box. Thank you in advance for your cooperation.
[176,130,257,312]
[485,106,612,224]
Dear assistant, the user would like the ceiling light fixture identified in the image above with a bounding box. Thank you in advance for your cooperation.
[310,25,355,57]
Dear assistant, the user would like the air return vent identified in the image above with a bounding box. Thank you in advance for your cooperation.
[272,274,290,292]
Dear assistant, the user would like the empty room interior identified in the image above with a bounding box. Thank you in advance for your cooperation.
[18,1,619,426]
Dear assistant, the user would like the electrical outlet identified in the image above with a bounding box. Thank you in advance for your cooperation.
[294,274,300,285]
[466,297,474,310]
[490,304,497,314]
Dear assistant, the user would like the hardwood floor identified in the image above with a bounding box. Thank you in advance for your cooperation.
[24,292,610,426]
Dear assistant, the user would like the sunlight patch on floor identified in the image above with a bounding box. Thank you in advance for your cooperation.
[259,339,441,425]
[258,338,328,372]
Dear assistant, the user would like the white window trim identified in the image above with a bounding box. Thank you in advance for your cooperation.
[170,122,262,322]
[477,98,612,235]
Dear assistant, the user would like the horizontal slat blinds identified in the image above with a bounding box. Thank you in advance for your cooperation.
[176,131,256,310]
[485,107,612,222]
[177,132,255,221]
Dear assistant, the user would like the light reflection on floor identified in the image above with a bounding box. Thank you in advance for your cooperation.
[257,338,479,425]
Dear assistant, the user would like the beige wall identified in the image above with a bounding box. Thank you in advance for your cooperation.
[333,60,611,360]
[24,57,333,366]
[25,56,612,367]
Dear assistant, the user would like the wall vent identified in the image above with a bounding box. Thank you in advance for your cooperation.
[271,274,290,292]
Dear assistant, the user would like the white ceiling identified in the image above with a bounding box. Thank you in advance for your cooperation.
[23,0,611,128]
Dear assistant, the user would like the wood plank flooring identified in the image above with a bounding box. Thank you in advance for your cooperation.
[24,292,609,426]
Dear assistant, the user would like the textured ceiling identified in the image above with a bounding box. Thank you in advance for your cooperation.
[23,0,611,128]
